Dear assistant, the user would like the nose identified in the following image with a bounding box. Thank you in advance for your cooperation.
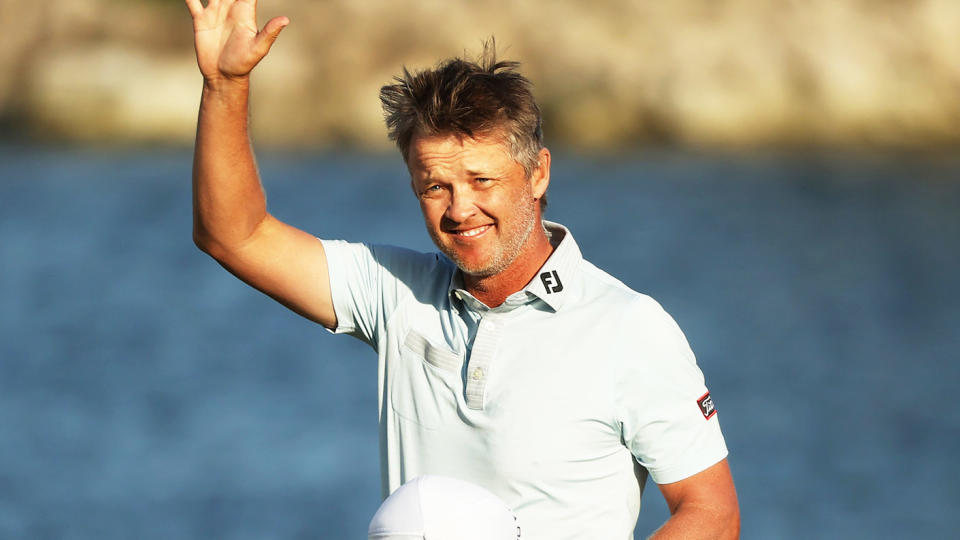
[444,185,477,224]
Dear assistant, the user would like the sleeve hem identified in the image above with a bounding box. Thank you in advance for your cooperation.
[319,238,358,336]
[648,446,729,485]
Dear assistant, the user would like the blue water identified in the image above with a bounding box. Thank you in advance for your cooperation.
[1,145,958,539]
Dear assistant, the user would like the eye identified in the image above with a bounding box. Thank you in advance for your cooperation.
[421,184,443,197]
[475,177,492,184]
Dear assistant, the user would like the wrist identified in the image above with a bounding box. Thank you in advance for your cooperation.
[199,75,251,116]
[202,75,251,94]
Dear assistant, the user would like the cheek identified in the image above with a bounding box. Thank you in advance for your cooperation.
[493,183,533,213]
[419,200,443,226]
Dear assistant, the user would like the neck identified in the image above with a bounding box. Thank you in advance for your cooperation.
[462,224,554,308]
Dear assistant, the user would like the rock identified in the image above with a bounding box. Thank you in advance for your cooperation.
[6,0,960,149]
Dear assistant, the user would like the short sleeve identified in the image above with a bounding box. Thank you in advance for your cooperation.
[617,296,728,485]
[321,239,451,350]
[320,239,383,345]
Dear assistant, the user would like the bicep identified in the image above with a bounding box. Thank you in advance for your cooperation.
[210,214,337,328]
[656,459,740,536]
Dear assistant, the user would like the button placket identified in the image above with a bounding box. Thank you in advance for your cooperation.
[465,315,500,410]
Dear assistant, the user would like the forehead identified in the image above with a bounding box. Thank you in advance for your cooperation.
[407,133,516,177]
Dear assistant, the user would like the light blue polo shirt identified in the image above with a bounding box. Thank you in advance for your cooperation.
[322,221,728,540]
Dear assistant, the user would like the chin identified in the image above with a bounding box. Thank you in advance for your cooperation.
[458,264,497,278]
[430,231,507,276]
[450,256,491,276]
[457,252,516,278]
[441,248,494,277]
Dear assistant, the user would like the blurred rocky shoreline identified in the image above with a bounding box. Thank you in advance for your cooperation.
[2,0,959,150]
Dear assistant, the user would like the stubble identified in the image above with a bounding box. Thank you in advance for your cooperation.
[429,187,539,278]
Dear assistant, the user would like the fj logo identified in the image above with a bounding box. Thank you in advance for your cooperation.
[540,270,563,294]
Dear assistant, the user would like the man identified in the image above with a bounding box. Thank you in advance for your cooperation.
[185,0,739,538]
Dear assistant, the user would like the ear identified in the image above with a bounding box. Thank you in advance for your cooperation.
[530,147,551,200]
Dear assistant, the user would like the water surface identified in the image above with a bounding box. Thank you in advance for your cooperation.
[1,146,958,538]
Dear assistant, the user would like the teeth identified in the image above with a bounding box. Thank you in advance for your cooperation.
[457,225,489,237]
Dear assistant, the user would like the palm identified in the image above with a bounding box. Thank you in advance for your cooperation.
[186,0,288,80]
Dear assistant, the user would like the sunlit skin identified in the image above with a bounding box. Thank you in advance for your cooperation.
[407,133,553,307]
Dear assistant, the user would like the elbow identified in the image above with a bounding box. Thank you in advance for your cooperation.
[192,227,225,260]
[193,214,269,259]
[193,223,256,266]
[193,227,212,254]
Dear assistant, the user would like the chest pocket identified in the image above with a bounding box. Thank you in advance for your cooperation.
[390,330,463,429]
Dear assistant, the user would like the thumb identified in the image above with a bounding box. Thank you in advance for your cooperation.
[254,16,289,57]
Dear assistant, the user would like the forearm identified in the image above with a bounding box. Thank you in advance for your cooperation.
[192,76,268,253]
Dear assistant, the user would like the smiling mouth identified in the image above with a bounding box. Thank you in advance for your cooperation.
[452,224,492,238]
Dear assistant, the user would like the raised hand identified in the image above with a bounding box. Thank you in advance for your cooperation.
[185,0,289,82]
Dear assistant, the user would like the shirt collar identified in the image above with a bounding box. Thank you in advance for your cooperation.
[447,220,582,313]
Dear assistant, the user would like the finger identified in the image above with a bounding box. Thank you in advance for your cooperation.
[184,0,203,17]
[254,16,289,57]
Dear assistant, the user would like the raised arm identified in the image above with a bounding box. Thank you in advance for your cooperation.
[186,0,336,328]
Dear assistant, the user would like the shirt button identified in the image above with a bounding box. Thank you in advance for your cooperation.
[471,368,485,380]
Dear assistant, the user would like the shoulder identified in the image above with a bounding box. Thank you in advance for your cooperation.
[322,238,455,293]
[322,239,447,271]
[576,259,665,315]
[574,259,693,355]
[371,243,454,278]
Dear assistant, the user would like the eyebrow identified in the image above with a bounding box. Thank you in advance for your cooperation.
[418,168,491,181]
[464,163,507,177]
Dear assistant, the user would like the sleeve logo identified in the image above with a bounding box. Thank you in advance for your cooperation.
[697,392,717,420]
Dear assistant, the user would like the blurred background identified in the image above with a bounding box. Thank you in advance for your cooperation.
[1,0,958,538]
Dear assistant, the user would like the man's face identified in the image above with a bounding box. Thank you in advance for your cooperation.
[407,133,549,278]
